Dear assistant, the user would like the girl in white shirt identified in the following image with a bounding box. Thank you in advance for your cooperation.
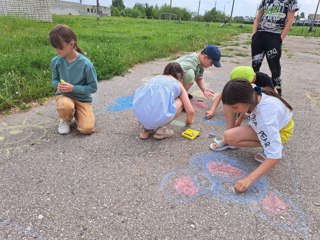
[213,79,294,193]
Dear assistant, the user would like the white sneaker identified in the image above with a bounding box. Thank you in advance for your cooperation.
[58,119,71,135]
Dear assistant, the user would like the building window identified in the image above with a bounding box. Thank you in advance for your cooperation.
[91,8,93,13]
[87,8,90,12]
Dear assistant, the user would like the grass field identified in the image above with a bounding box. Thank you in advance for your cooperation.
[0,15,318,113]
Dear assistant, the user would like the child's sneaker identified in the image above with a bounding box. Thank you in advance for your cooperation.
[58,119,71,135]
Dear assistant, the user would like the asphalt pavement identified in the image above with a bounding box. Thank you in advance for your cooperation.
[0,34,320,240]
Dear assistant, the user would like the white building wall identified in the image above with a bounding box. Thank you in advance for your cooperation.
[0,0,52,22]
[50,0,111,16]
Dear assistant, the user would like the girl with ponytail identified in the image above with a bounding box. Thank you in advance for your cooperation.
[133,62,194,140]
[49,24,98,135]
[211,79,294,193]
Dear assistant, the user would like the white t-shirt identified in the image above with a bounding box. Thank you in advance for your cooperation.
[247,93,293,159]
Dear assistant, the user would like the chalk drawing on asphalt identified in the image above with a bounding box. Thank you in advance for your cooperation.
[160,152,308,235]
[0,215,47,240]
[105,95,209,113]
[105,95,133,112]
[0,120,52,159]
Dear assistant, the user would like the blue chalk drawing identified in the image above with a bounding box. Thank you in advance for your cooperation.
[160,152,308,236]
[203,118,226,125]
[106,95,133,112]
[0,216,47,239]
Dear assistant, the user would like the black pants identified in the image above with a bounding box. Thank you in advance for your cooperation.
[251,31,282,95]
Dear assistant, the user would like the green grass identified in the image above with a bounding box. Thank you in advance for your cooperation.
[290,26,320,37]
[0,15,318,113]
[0,15,252,112]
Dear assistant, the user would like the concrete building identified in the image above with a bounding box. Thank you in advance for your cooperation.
[0,0,52,22]
[308,14,320,21]
[50,0,111,17]
[0,0,110,22]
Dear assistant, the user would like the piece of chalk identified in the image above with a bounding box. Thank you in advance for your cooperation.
[209,133,216,138]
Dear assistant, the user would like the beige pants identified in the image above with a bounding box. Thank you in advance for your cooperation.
[56,95,95,134]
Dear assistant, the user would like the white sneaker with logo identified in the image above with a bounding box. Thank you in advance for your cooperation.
[58,119,71,135]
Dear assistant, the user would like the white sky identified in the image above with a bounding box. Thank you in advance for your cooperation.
[67,0,318,18]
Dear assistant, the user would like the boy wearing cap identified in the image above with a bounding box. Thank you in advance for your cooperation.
[175,44,221,99]
[252,0,299,96]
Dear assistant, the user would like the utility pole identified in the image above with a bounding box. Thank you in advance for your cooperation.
[170,0,172,8]
[230,0,235,23]
[214,0,217,9]
[197,0,201,21]
[310,0,320,32]
[80,0,82,4]
[96,0,100,20]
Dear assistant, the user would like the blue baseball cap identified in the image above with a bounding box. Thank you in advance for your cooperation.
[203,44,221,68]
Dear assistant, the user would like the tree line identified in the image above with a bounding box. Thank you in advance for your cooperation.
[111,0,233,22]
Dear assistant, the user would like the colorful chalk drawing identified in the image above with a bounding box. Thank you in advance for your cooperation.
[203,118,226,125]
[105,95,133,112]
[190,99,208,111]
[0,120,53,160]
[105,95,208,113]
[170,120,186,127]
[0,215,47,239]
[160,152,308,236]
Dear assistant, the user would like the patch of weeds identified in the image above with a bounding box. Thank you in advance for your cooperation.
[222,52,234,58]
[234,51,249,57]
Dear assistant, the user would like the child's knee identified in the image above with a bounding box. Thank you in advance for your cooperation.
[56,97,74,114]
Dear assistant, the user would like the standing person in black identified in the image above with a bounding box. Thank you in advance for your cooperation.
[251,0,298,96]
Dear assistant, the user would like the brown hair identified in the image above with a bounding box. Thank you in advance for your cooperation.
[222,79,293,111]
[163,62,184,81]
[49,24,83,54]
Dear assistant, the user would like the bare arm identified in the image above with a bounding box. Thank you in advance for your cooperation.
[178,82,195,124]
[234,158,279,193]
[253,10,264,34]
[205,93,222,119]
[235,113,245,127]
[281,11,296,41]
[195,77,214,99]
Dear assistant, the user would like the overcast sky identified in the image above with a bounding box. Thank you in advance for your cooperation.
[67,0,318,18]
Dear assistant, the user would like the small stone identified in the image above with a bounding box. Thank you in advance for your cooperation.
[38,214,44,220]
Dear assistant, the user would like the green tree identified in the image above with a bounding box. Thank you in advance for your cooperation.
[145,3,153,19]
[203,7,225,22]
[111,6,120,16]
[112,0,125,11]
[133,3,145,17]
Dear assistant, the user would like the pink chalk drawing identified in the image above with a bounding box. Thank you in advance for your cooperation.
[262,193,288,213]
[174,176,199,196]
[161,152,308,236]
[191,99,208,111]
[208,162,245,178]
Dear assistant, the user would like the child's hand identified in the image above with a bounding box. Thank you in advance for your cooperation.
[58,81,73,93]
[186,118,193,125]
[234,176,254,194]
[203,89,214,99]
[205,110,214,119]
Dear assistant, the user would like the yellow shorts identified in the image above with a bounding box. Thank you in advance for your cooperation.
[280,119,294,144]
